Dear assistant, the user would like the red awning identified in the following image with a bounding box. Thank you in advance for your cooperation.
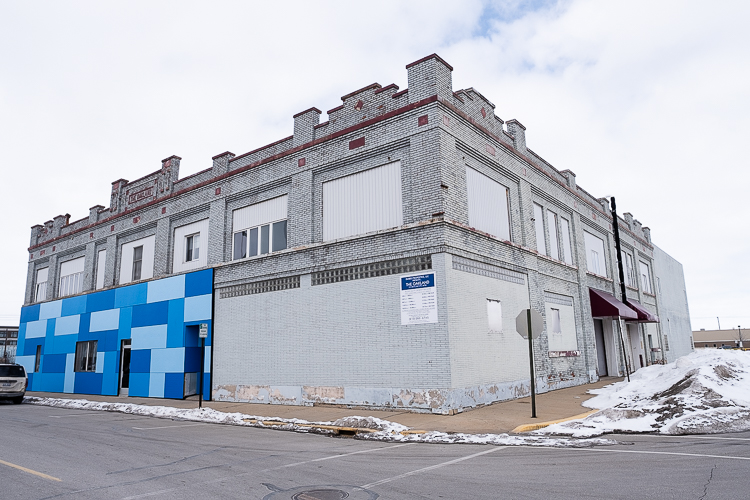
[626,299,659,323]
[589,288,638,320]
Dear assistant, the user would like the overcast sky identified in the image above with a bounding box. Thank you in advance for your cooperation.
[1,0,747,331]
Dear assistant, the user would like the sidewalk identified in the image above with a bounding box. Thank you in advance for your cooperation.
[28,377,621,434]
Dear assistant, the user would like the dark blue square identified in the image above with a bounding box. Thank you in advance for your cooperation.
[184,347,202,372]
[74,372,103,395]
[202,373,211,401]
[102,330,119,352]
[185,269,213,297]
[164,372,184,399]
[24,338,44,357]
[132,301,169,328]
[78,313,90,335]
[86,289,116,312]
[42,353,67,373]
[129,349,151,373]
[20,304,40,324]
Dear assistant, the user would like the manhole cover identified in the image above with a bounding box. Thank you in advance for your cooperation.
[292,489,349,500]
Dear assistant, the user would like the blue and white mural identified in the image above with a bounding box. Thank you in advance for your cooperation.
[16,269,213,400]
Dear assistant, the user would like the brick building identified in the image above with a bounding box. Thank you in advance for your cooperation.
[17,54,692,412]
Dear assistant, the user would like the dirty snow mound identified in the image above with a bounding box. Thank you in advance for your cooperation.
[540,350,750,437]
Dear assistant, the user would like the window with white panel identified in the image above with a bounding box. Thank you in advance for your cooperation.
[559,217,573,265]
[119,235,155,284]
[465,166,511,241]
[323,162,403,241]
[174,219,209,272]
[95,249,106,290]
[59,256,85,297]
[546,210,559,260]
[533,203,546,254]
[232,196,288,260]
[583,230,607,277]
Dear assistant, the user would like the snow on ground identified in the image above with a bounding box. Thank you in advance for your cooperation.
[23,397,615,448]
[540,349,750,437]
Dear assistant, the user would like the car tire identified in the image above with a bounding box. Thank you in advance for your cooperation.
[12,396,24,404]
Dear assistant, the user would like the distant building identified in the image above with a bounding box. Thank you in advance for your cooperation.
[693,328,746,349]
[18,54,693,413]
[0,326,19,363]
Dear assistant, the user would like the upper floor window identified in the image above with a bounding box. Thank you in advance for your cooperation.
[546,210,559,260]
[174,219,209,272]
[59,256,84,297]
[583,230,607,277]
[119,235,155,284]
[533,203,546,254]
[232,196,288,260]
[34,267,48,302]
[624,252,636,288]
[559,217,573,265]
[640,261,653,294]
[95,249,106,290]
[323,162,402,241]
[465,166,511,241]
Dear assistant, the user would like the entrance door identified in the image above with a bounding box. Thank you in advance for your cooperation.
[628,324,644,369]
[120,339,131,396]
[594,319,608,377]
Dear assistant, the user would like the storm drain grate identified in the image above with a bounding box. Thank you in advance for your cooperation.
[292,489,349,500]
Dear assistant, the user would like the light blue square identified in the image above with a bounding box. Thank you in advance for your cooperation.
[147,275,185,304]
[90,309,120,332]
[54,315,80,336]
[39,300,63,320]
[25,319,48,339]
[15,355,35,374]
[95,352,105,373]
[184,294,212,322]
[150,347,185,373]
[149,372,165,398]
[203,346,211,373]
[131,325,168,350]
[64,353,75,393]
[114,283,148,308]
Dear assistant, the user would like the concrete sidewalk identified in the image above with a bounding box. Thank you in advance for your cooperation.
[28,377,621,434]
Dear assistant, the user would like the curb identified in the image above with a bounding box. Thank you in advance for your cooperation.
[511,409,599,433]
[242,419,427,436]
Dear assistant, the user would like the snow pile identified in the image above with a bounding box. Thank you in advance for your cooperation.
[25,396,614,447]
[541,349,750,437]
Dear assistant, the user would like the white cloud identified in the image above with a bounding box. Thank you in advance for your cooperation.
[0,0,747,330]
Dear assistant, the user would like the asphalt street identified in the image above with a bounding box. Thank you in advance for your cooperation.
[1,402,748,499]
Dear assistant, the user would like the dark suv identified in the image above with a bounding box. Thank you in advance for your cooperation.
[0,364,28,404]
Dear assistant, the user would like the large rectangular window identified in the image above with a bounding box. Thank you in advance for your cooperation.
[465,166,511,241]
[640,261,653,294]
[323,161,403,241]
[59,256,85,297]
[560,217,573,265]
[533,203,546,254]
[35,267,48,302]
[232,196,288,260]
[74,340,97,372]
[583,230,607,277]
[624,252,636,288]
[95,249,106,290]
[546,210,559,260]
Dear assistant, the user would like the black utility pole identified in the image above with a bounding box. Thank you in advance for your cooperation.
[610,196,631,382]
[527,309,537,418]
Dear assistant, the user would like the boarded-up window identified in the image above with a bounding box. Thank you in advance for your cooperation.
[487,299,503,333]
[534,204,546,254]
[584,231,607,277]
[323,161,403,241]
[466,166,511,241]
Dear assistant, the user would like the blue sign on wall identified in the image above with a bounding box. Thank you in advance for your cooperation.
[400,273,435,291]
[16,269,213,400]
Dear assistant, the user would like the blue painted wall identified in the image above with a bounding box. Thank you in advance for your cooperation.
[16,269,213,400]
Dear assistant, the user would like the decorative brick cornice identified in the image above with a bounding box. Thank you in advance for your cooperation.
[406,53,453,71]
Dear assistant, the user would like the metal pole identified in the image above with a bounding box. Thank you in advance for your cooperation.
[527,309,537,418]
[199,337,205,409]
[610,197,630,382]
[739,326,744,348]
[717,317,721,330]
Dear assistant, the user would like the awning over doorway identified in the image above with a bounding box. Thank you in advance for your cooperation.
[625,299,659,323]
[589,288,638,320]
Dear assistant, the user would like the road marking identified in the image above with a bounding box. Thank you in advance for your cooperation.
[576,447,750,461]
[121,443,414,499]
[361,446,505,489]
[0,459,61,482]
[132,423,206,430]
[264,442,414,472]
[642,435,750,442]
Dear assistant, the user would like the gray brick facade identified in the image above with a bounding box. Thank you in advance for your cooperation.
[23,54,692,412]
